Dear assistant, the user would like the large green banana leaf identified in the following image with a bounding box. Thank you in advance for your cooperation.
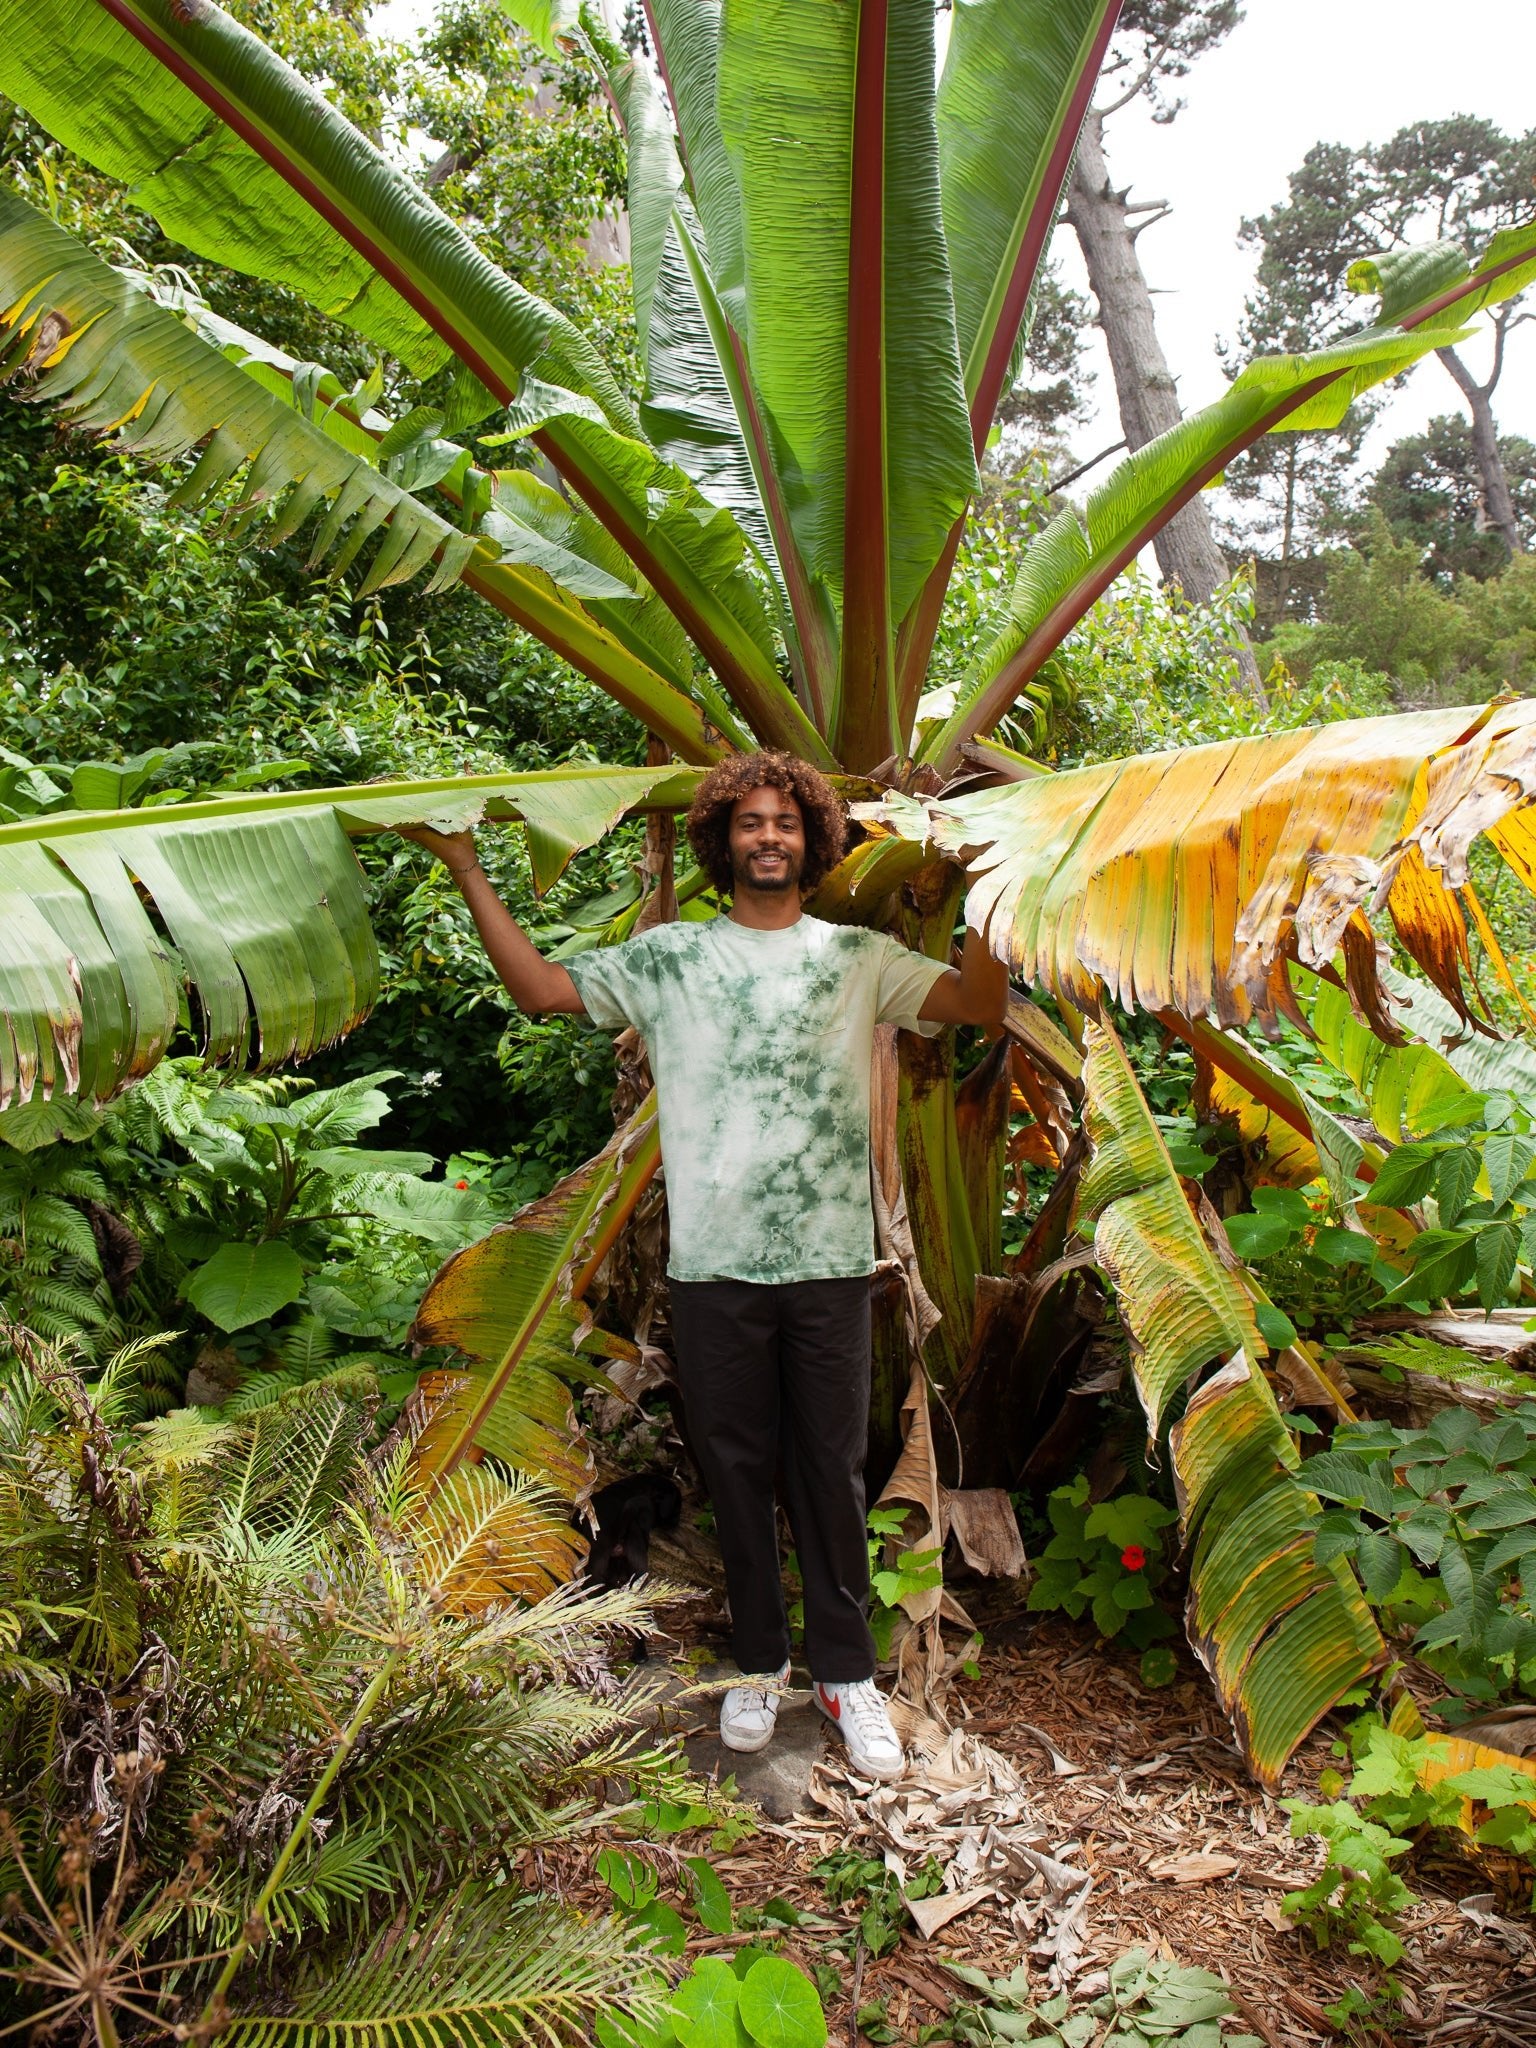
[0,191,481,599]
[1075,1020,1385,1782]
[0,182,739,765]
[0,0,825,757]
[0,0,616,407]
[863,699,1536,1035]
[937,0,1118,445]
[0,766,698,1112]
[607,49,783,593]
[920,215,1536,772]
[713,0,977,769]
[883,0,1119,716]
[156,280,746,762]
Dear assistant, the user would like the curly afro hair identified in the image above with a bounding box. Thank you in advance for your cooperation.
[684,751,849,899]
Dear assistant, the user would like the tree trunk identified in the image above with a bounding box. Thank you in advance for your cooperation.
[1065,109,1257,642]
[1436,344,1525,557]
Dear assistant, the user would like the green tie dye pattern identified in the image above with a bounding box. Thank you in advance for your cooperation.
[565,916,947,1283]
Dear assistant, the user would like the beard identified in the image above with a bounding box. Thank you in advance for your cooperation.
[732,846,803,895]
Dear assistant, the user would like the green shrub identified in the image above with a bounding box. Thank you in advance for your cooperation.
[0,1331,684,2043]
[1025,1477,1178,1661]
[1305,1401,1536,1703]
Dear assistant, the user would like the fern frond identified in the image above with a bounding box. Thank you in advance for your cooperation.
[262,1825,397,1941]
[277,1318,335,1377]
[222,1368,308,1416]
[222,1882,666,2048]
[402,1464,585,1612]
[137,1407,240,1473]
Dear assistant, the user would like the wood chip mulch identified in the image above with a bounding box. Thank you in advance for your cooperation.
[552,1599,1533,2048]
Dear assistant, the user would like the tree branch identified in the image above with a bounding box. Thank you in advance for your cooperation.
[1128,206,1172,243]
[1047,438,1127,494]
[1435,341,1480,403]
[424,141,488,189]
[1095,42,1168,120]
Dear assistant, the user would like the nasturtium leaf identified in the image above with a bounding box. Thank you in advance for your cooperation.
[632,1901,690,1955]
[684,1854,735,1935]
[736,1955,827,2048]
[182,1240,305,1332]
[598,2006,681,2048]
[597,1847,658,1910]
[1309,1226,1378,1267]
[1140,1645,1179,1688]
[672,1958,750,2048]
[1223,1210,1295,1261]
[1254,1302,1298,1350]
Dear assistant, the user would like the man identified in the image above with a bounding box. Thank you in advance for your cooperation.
[404,750,1006,1781]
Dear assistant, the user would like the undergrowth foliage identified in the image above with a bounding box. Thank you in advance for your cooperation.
[0,1325,689,2045]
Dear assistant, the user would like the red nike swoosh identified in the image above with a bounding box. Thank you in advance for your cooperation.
[818,1686,840,1720]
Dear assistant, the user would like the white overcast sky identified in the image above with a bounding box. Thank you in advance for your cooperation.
[1054,0,1536,471]
[378,0,1535,474]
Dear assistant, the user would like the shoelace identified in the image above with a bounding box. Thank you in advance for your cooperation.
[834,1680,895,1743]
[732,1665,789,1716]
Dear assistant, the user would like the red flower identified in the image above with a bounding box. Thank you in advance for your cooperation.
[454,1178,470,1190]
[1120,1545,1147,1572]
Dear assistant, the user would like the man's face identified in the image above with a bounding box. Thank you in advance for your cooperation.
[729,784,805,895]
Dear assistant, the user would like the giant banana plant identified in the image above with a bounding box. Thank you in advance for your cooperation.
[2,0,1535,1776]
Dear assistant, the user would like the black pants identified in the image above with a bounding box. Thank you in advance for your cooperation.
[670,1275,876,1682]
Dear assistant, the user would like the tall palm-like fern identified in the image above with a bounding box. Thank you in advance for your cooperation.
[0,1329,687,2045]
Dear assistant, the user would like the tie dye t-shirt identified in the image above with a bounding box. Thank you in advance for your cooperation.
[565,915,949,1283]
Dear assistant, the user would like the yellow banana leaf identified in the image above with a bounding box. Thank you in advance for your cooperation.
[1073,1020,1258,1437]
[1200,1061,1322,1189]
[862,700,1536,1034]
[1076,1020,1385,1784]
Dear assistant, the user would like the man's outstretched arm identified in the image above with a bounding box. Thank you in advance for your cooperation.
[916,926,1010,1029]
[398,826,586,1014]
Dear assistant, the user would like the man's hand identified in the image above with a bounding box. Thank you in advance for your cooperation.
[917,925,1009,1029]
[397,823,480,873]
[394,825,584,1016]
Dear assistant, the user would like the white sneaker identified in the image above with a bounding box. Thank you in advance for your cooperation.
[719,1660,792,1753]
[814,1678,905,1781]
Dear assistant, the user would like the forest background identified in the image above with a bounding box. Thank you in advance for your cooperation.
[4,0,1532,1223]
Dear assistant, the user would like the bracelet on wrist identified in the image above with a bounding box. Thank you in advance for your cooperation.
[448,860,481,878]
